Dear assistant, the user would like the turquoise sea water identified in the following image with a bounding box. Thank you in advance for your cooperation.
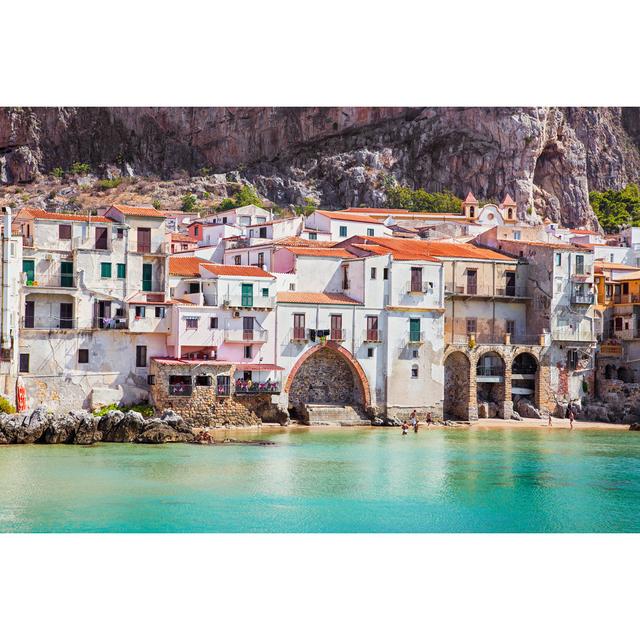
[0,427,639,533]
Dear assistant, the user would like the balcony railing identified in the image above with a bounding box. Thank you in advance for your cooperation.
[449,333,547,346]
[476,365,505,377]
[571,293,595,304]
[73,237,112,251]
[223,295,275,308]
[290,328,308,342]
[329,328,346,341]
[169,384,193,397]
[363,329,383,342]
[406,281,434,294]
[93,316,129,330]
[130,241,169,255]
[24,275,77,288]
[21,318,75,330]
[613,294,640,304]
[234,381,281,394]
[551,327,595,342]
[445,283,528,298]
[223,329,269,343]
[217,382,231,396]
[408,331,424,344]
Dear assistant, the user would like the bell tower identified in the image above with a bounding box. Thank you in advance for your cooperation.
[501,194,517,223]
[463,191,478,220]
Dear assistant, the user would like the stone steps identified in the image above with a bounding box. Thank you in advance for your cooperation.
[304,404,371,426]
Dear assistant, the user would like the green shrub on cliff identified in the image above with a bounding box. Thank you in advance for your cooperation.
[0,397,17,414]
[217,185,263,211]
[590,183,640,232]
[385,185,463,213]
[181,193,198,212]
[70,162,91,176]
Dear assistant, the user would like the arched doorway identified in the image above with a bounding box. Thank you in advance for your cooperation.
[617,367,635,383]
[512,352,538,416]
[476,351,506,412]
[605,364,616,380]
[285,344,370,412]
[443,351,471,419]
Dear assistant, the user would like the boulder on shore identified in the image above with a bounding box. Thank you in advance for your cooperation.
[136,424,194,444]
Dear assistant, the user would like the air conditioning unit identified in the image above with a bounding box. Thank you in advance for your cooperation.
[232,310,241,318]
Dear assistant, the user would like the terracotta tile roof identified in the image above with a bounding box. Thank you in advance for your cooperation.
[349,242,433,262]
[611,271,640,281]
[169,256,214,276]
[17,208,111,223]
[463,191,478,204]
[341,207,410,214]
[594,260,640,271]
[276,292,361,305]
[109,204,166,218]
[420,240,515,261]
[342,236,440,261]
[274,236,336,247]
[201,264,274,278]
[503,239,592,251]
[313,209,383,224]
[245,217,295,227]
[283,247,353,258]
[569,228,595,235]
[171,233,195,243]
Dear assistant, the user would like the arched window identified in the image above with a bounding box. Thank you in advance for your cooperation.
[411,365,419,379]
[508,208,513,218]
[469,206,475,215]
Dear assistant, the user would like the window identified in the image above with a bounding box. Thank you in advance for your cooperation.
[194,226,200,237]
[383,268,389,280]
[59,224,72,240]
[466,269,477,295]
[189,282,200,294]
[466,318,477,334]
[95,226,108,250]
[262,287,269,297]
[257,252,265,268]
[185,317,199,329]
[100,262,112,278]
[506,320,516,335]
[513,230,521,240]
[19,353,29,373]
[507,208,513,219]
[293,313,305,340]
[410,267,422,292]
[259,227,267,238]
[196,375,212,387]
[555,253,562,266]
[234,255,241,265]
[367,228,375,237]
[117,228,124,239]
[411,365,419,379]
[147,375,156,385]
[370,267,377,279]
[366,316,379,341]
[330,315,343,340]
[575,254,585,275]
[136,345,147,368]
[610,253,615,262]
[342,265,349,290]
[210,317,218,329]
[78,349,89,364]
[339,225,348,237]
[409,318,421,342]
[244,345,253,359]
[155,306,166,318]
[615,317,623,331]
[137,228,151,252]
[309,232,317,240]
[412,349,419,359]
[289,283,296,291]
[567,349,579,370]
[367,348,374,358]
[135,306,146,318]
[117,263,126,279]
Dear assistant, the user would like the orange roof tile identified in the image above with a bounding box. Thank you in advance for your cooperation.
[283,247,353,258]
[169,256,214,277]
[276,292,361,305]
[313,210,383,224]
[594,260,640,271]
[420,240,515,261]
[109,204,166,218]
[17,208,111,223]
[274,236,336,248]
[569,228,596,235]
[201,264,274,278]
[342,207,410,214]
[171,233,195,243]
[502,239,592,251]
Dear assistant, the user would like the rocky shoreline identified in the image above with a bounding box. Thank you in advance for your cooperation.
[0,408,200,445]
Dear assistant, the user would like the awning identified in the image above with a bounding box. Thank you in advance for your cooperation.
[235,363,284,371]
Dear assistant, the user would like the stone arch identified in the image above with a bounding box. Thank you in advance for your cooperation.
[512,352,538,412]
[617,366,634,383]
[443,349,472,420]
[284,343,371,408]
[605,363,616,380]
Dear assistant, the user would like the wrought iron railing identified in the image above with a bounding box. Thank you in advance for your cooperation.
[169,384,193,397]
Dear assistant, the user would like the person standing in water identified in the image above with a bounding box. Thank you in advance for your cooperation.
[401,422,409,436]
[410,410,418,433]
[568,408,575,430]
[426,412,433,428]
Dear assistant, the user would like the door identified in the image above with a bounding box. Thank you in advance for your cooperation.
[293,313,305,340]
[466,269,477,295]
[505,271,516,296]
[243,316,254,341]
[410,267,422,292]
[241,283,253,307]
[59,303,73,329]
[98,301,112,328]
[23,259,35,284]
[366,316,379,341]
[24,301,35,328]
[142,264,153,292]
[61,261,73,287]
[330,315,342,341]
[409,318,421,342]
[95,227,108,250]
[137,228,151,253]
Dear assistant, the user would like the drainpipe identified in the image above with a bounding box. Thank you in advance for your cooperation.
[1,207,12,356]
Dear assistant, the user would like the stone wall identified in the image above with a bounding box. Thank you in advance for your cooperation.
[149,361,260,427]
[235,393,289,425]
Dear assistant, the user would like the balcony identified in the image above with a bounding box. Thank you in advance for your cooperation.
[449,333,547,347]
[329,328,346,342]
[613,294,640,305]
[93,316,129,330]
[290,328,308,342]
[73,237,111,252]
[406,281,434,295]
[234,380,281,394]
[24,274,77,289]
[21,318,75,330]
[183,292,219,306]
[476,365,505,377]
[223,328,268,343]
[363,329,383,343]
[551,327,596,342]
[223,294,275,309]
[571,293,595,305]
[445,283,528,298]
[129,241,169,255]
[169,384,193,397]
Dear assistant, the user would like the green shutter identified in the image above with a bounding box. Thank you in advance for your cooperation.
[117,263,126,279]
[241,283,253,307]
[61,261,73,287]
[100,262,112,278]
[262,287,269,297]
[142,264,152,291]
[23,259,35,284]
[409,318,421,342]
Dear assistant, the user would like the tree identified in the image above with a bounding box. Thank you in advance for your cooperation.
[590,183,640,232]
[385,185,462,213]
[217,184,263,211]
[181,193,198,212]
[294,197,318,217]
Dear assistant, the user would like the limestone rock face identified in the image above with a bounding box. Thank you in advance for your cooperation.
[136,424,194,444]
[3,107,640,228]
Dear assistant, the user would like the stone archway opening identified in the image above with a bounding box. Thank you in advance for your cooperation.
[286,345,370,423]
[512,352,540,417]
[617,366,635,383]
[476,352,506,418]
[443,351,471,420]
[605,364,616,380]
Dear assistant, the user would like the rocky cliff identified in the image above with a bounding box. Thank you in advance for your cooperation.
[2,107,640,227]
